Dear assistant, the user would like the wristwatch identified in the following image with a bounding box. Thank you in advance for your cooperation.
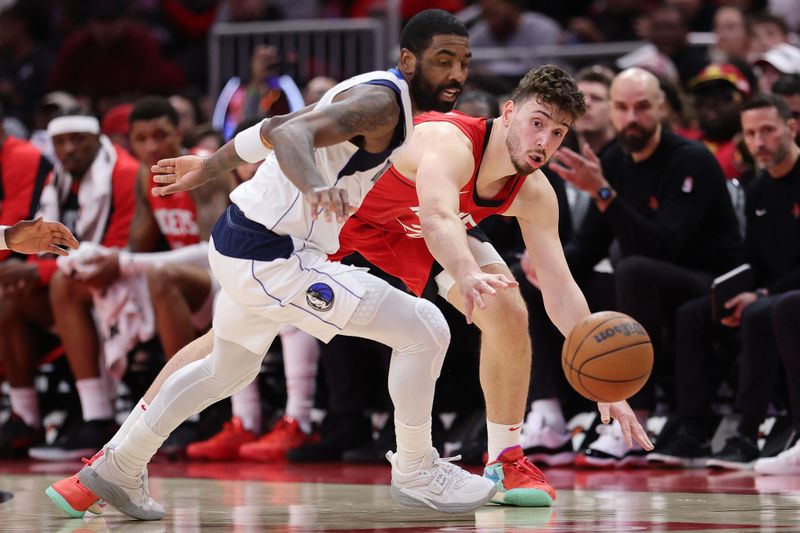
[596,186,613,201]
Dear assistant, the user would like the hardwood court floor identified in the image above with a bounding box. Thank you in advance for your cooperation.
[2,460,800,532]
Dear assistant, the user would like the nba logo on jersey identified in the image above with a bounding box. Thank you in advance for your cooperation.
[306,283,334,311]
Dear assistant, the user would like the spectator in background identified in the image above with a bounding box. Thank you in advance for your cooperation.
[469,0,561,79]
[773,74,800,144]
[302,76,336,106]
[28,92,81,164]
[0,112,139,461]
[688,63,753,182]
[755,290,800,475]
[645,5,709,87]
[543,68,743,467]
[212,44,303,140]
[47,0,186,106]
[748,13,791,62]
[216,0,283,22]
[754,44,800,95]
[455,90,500,119]
[0,102,52,266]
[649,94,800,470]
[709,6,750,64]
[665,0,716,32]
[0,0,52,129]
[184,124,224,152]
[169,94,199,144]
[101,103,133,152]
[568,0,644,44]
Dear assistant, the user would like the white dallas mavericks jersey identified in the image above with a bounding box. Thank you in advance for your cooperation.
[230,69,414,255]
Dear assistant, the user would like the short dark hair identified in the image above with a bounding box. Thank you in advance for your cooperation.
[741,93,793,121]
[400,9,468,57]
[750,13,788,36]
[773,74,800,97]
[511,65,586,122]
[129,96,179,128]
[575,67,613,89]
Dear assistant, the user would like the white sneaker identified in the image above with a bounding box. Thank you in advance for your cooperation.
[387,448,496,513]
[520,425,575,466]
[754,439,800,475]
[77,446,165,520]
[575,421,648,468]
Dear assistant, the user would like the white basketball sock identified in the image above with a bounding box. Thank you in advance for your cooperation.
[394,417,432,473]
[232,381,262,434]
[75,377,113,421]
[281,326,319,434]
[487,420,523,462]
[112,416,168,477]
[106,398,148,449]
[9,387,40,428]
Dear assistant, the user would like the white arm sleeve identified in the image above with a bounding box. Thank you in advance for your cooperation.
[233,119,272,163]
[119,241,210,276]
[0,226,8,250]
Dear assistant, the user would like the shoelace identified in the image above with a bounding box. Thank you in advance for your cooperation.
[431,455,472,484]
[509,456,549,484]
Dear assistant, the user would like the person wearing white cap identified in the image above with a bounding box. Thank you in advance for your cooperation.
[0,112,141,462]
[755,43,800,94]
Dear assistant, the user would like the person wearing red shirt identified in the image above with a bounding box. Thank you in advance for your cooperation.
[0,113,139,459]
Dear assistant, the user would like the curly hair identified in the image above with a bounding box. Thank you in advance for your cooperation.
[510,65,586,122]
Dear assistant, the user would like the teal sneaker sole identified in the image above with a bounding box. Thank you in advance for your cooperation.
[45,485,85,518]
[490,487,554,507]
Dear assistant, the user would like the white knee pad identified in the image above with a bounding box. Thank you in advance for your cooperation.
[349,270,393,326]
[414,297,450,379]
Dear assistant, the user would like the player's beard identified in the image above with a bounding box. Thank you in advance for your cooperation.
[756,139,791,170]
[410,64,462,113]
[505,124,545,175]
[618,122,657,153]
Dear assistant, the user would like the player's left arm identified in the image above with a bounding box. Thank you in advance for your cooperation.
[505,171,589,336]
[507,174,653,451]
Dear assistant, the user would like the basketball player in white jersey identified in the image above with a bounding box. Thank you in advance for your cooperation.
[53,10,504,520]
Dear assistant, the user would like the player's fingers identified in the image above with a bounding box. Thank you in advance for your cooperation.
[548,160,576,179]
[619,418,634,448]
[597,403,611,424]
[152,163,175,174]
[152,173,177,184]
[474,291,486,310]
[48,244,69,256]
[635,424,654,450]
[155,158,178,169]
[464,295,474,324]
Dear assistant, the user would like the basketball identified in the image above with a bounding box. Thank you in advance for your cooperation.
[561,311,653,403]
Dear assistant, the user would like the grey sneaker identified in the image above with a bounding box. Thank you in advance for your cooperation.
[77,446,165,520]
[387,448,496,513]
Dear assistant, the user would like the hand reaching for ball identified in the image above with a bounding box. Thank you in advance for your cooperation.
[597,400,654,450]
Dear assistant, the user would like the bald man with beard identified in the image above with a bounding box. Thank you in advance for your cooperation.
[527,68,744,468]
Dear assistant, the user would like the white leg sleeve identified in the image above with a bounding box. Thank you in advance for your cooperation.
[143,333,277,437]
[342,271,450,427]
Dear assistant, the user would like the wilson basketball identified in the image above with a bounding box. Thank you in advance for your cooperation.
[562,311,653,403]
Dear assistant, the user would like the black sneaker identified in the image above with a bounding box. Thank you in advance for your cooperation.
[287,414,372,462]
[706,433,759,470]
[0,413,44,458]
[647,427,711,468]
[28,418,118,461]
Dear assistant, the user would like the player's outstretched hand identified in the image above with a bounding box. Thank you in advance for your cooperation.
[6,218,78,256]
[304,186,355,224]
[458,271,519,324]
[597,400,654,451]
[151,155,210,196]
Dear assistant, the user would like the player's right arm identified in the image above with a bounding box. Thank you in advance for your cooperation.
[151,104,317,195]
[268,84,400,222]
[406,123,517,323]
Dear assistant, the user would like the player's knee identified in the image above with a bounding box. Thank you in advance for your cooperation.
[413,298,450,378]
[480,289,528,334]
[49,270,87,304]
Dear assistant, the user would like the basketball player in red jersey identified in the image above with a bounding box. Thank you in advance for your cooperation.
[334,65,653,505]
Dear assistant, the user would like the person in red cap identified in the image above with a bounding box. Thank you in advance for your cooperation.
[688,63,755,185]
[101,103,133,152]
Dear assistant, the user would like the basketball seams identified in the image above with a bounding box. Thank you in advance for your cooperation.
[576,340,652,375]
[567,314,622,385]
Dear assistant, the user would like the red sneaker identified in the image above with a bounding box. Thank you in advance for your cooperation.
[239,416,319,462]
[186,417,256,460]
[483,445,556,506]
[45,449,107,517]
